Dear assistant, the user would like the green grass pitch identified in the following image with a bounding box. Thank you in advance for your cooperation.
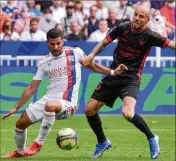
[0,115,175,161]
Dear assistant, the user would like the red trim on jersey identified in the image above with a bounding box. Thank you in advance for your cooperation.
[63,50,73,100]
[137,48,151,81]
[130,23,149,33]
[162,38,170,48]
[106,35,112,42]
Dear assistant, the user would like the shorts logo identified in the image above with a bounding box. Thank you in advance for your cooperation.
[120,91,128,98]
[96,82,102,90]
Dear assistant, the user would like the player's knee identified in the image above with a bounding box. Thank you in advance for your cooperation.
[84,99,99,116]
[45,100,61,113]
[16,119,27,130]
[84,105,96,116]
[122,108,133,121]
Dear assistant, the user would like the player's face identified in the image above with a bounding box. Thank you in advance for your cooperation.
[132,10,149,30]
[30,21,38,33]
[47,37,64,57]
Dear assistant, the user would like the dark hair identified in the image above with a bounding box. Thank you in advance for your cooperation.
[47,28,64,40]
[90,5,97,11]
[44,8,52,14]
[30,17,39,24]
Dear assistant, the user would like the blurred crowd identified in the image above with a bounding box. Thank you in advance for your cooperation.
[0,0,175,42]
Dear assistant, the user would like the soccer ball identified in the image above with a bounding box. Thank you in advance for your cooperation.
[56,128,78,150]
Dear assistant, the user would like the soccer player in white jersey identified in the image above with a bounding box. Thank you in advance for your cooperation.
[2,28,128,158]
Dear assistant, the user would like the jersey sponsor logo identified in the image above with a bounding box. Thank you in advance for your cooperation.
[119,46,141,58]
[48,66,73,77]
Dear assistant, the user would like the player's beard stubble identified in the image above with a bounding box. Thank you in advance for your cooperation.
[50,47,64,57]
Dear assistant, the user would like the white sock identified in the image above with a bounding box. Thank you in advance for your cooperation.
[35,111,55,145]
[14,127,27,154]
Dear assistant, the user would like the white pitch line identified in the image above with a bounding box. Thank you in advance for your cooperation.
[0,128,175,132]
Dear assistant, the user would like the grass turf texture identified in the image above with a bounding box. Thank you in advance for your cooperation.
[0,115,175,161]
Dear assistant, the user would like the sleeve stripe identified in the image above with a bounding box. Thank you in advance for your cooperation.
[162,38,170,48]
[106,35,112,42]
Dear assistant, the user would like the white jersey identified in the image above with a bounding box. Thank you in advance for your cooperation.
[33,46,85,106]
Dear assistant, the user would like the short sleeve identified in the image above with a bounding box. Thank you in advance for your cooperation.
[106,23,126,42]
[75,47,86,60]
[33,63,45,80]
[149,31,170,48]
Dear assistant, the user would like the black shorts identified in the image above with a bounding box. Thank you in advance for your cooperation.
[91,75,140,107]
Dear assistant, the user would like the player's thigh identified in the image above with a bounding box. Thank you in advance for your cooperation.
[120,83,138,115]
[26,98,47,123]
[122,96,136,114]
[55,100,76,120]
[119,82,139,101]
[90,81,117,109]
[45,100,62,113]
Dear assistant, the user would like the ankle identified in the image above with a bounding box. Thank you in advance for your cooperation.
[16,150,24,155]
[98,137,106,143]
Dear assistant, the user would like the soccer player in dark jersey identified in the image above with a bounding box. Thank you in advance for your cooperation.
[80,4,176,159]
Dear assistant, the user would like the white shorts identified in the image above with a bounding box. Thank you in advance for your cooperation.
[26,97,77,123]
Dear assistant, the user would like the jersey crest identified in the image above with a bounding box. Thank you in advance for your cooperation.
[139,39,145,46]
[67,55,75,62]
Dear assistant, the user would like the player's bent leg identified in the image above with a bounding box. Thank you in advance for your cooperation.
[122,96,136,120]
[85,98,102,116]
[85,98,112,159]
[25,100,61,156]
[122,96,160,159]
[36,100,61,144]
[2,111,33,158]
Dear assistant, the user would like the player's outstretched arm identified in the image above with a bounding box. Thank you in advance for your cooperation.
[80,38,110,67]
[86,63,128,75]
[2,80,41,120]
[167,40,176,50]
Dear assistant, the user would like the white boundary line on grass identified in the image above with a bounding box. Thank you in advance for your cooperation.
[0,128,175,132]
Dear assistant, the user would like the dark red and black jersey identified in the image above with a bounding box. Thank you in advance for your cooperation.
[106,22,170,80]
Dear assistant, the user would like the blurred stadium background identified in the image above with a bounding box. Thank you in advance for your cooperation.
[0,0,175,161]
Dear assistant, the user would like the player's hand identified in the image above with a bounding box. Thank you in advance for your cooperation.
[2,107,18,120]
[114,64,128,75]
[79,54,94,67]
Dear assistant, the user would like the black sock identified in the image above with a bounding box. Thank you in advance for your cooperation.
[130,114,154,140]
[86,113,106,143]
